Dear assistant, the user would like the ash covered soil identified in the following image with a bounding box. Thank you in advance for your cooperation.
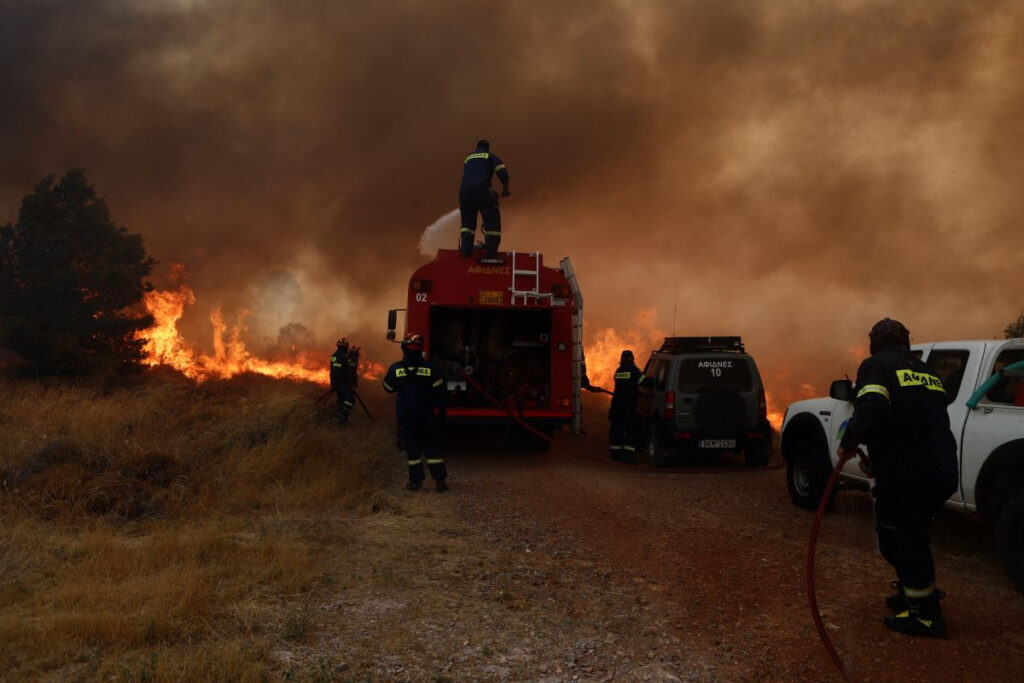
[291,406,1023,682]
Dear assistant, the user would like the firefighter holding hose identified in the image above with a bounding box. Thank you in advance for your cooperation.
[383,333,449,492]
[837,318,958,638]
[330,339,356,424]
[459,139,509,258]
[609,350,649,464]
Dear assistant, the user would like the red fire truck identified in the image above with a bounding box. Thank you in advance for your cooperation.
[386,249,584,445]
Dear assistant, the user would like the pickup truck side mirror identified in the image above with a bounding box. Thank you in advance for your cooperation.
[829,379,855,402]
[386,309,397,341]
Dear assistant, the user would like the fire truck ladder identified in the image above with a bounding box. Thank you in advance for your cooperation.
[509,251,553,306]
[560,257,584,435]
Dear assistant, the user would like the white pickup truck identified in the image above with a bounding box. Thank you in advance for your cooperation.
[781,338,1024,591]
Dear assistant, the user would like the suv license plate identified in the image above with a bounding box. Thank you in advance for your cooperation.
[699,439,736,449]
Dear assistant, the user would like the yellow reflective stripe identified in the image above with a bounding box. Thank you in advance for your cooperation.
[614,371,630,379]
[416,367,431,376]
[332,362,343,367]
[460,227,474,233]
[623,445,636,452]
[432,379,444,388]
[494,163,506,171]
[894,609,910,618]
[636,374,646,385]
[343,401,354,406]
[395,368,407,377]
[407,459,423,465]
[382,381,393,391]
[426,459,444,465]
[896,370,945,392]
[857,384,890,401]
[609,445,623,450]
[482,230,501,236]
[465,152,490,162]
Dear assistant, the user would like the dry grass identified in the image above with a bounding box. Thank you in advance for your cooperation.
[0,372,398,680]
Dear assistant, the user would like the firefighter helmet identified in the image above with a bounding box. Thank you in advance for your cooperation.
[620,349,634,362]
[869,318,910,355]
[402,333,424,352]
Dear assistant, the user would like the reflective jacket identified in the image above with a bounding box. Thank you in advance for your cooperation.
[382,353,446,422]
[610,362,647,415]
[839,346,958,485]
[330,349,352,390]
[460,148,509,191]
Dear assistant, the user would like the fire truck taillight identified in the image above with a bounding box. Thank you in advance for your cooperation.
[550,284,570,297]
[560,398,570,407]
[411,278,432,292]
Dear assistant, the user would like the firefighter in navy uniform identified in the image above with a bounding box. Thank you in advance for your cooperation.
[838,318,959,638]
[609,350,648,464]
[329,339,356,424]
[459,139,509,258]
[383,333,449,492]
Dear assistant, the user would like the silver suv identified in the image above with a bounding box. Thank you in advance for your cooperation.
[637,337,772,467]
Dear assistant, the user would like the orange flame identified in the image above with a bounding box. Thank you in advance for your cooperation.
[136,264,374,385]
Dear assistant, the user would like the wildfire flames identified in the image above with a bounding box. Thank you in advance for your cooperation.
[136,264,383,384]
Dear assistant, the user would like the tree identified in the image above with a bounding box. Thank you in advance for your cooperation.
[0,169,155,374]
[1006,311,1024,339]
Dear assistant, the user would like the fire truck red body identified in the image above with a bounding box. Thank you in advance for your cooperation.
[387,248,583,438]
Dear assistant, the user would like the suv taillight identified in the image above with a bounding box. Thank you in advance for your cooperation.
[665,390,675,415]
[758,389,767,421]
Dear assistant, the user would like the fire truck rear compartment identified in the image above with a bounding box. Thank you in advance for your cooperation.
[430,307,552,409]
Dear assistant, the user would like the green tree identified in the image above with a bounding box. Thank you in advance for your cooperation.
[0,169,155,374]
[1006,310,1024,339]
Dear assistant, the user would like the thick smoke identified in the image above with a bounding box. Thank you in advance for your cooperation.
[1,0,1022,398]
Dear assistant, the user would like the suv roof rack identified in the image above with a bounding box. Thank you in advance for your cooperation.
[658,336,745,354]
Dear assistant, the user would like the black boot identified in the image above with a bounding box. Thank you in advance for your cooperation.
[885,589,947,638]
[885,580,908,612]
[436,478,448,493]
[406,480,422,491]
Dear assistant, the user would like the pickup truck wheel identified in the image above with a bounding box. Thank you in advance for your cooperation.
[786,438,831,510]
[997,489,1024,592]
[645,428,673,468]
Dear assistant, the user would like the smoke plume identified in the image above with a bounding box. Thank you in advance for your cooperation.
[2,0,1022,401]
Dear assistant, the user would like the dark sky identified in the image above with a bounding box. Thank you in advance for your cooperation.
[2,0,1022,403]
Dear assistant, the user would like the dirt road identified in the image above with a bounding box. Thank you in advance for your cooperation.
[440,422,1024,682]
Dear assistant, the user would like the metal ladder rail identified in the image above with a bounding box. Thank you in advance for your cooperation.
[510,250,553,305]
[560,257,584,434]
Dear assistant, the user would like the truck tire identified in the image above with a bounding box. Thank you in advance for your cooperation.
[997,489,1024,592]
[786,438,832,510]
[645,427,673,468]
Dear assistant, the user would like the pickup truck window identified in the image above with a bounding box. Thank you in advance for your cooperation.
[677,358,753,393]
[926,349,970,404]
[988,349,1024,405]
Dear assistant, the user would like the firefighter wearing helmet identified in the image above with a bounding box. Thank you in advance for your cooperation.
[609,349,649,464]
[330,338,357,424]
[383,333,449,492]
[837,318,958,638]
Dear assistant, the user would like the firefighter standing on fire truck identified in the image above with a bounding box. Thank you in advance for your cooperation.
[330,339,357,424]
[837,318,958,638]
[383,333,449,492]
[459,139,509,258]
[609,350,649,464]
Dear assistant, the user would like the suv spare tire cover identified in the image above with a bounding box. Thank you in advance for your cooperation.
[694,388,746,435]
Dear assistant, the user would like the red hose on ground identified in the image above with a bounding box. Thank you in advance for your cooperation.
[806,450,856,681]
[457,370,783,474]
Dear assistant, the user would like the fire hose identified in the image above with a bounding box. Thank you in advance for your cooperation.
[457,369,783,475]
[806,448,865,682]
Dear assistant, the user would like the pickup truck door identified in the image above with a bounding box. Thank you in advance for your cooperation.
[921,343,983,504]
[960,343,1024,512]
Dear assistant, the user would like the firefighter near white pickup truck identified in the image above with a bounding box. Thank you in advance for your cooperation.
[782,326,1024,604]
